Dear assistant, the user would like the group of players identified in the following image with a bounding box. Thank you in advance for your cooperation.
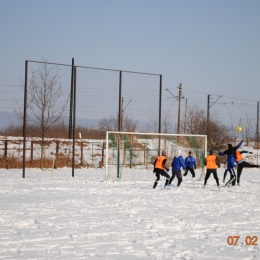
[153,140,259,189]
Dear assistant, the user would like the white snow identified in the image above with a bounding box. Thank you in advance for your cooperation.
[0,166,260,259]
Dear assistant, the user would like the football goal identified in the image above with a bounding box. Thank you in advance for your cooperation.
[105,131,207,182]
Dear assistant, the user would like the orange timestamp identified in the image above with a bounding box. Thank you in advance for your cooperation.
[227,236,258,246]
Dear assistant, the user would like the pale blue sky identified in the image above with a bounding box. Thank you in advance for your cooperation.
[0,0,260,127]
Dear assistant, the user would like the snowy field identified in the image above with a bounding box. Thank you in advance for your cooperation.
[0,166,260,260]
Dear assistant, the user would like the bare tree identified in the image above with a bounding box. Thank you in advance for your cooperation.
[26,61,69,169]
[99,113,138,132]
[185,104,229,149]
[241,113,255,145]
[161,109,174,133]
[145,110,161,133]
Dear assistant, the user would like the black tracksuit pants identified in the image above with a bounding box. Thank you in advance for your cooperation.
[153,169,170,189]
[183,167,195,178]
[235,161,259,185]
[204,169,219,186]
[169,169,182,186]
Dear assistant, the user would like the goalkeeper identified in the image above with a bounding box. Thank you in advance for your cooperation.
[183,151,197,181]
[219,140,244,186]
[153,150,170,189]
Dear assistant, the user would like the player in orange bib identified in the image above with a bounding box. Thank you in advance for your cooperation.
[153,150,170,189]
[203,149,220,189]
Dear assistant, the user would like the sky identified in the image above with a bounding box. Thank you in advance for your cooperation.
[0,0,260,128]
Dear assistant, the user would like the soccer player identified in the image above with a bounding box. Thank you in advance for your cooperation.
[235,149,259,186]
[153,150,170,189]
[219,140,244,187]
[183,151,197,181]
[169,150,186,187]
[203,149,220,189]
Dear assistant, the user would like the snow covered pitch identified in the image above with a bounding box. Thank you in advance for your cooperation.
[0,167,259,259]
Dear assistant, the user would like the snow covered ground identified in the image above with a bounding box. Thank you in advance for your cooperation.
[0,166,260,259]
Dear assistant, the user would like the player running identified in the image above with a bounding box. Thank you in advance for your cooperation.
[169,150,186,187]
[153,150,170,189]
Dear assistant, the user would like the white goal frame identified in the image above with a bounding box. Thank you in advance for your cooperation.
[105,131,207,181]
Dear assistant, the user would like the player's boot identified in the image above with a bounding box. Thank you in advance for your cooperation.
[164,186,170,189]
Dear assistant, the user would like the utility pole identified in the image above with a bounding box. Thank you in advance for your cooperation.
[184,97,188,134]
[177,83,182,134]
[257,101,259,146]
[165,83,185,134]
[207,94,222,125]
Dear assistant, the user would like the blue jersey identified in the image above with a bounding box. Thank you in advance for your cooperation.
[171,155,186,170]
[185,156,197,168]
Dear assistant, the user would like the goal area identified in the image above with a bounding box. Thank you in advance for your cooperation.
[105,131,207,182]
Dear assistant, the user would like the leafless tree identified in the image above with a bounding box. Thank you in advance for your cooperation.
[26,61,69,169]
[185,104,229,149]
[241,113,255,145]
[161,109,175,133]
[99,113,138,132]
[144,110,159,133]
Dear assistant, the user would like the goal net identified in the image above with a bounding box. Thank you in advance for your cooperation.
[105,131,207,182]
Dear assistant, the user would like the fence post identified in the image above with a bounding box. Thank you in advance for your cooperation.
[4,140,7,169]
[101,142,105,168]
[31,141,33,163]
[81,142,83,166]
[4,140,7,157]
[56,141,59,158]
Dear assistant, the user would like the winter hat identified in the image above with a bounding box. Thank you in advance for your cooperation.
[175,150,182,156]
[209,149,213,155]
[227,144,232,149]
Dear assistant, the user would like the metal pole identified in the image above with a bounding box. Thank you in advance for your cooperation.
[184,98,187,134]
[158,75,162,155]
[23,60,28,178]
[121,97,124,131]
[72,66,76,177]
[207,95,210,125]
[257,101,259,165]
[159,75,162,134]
[257,101,259,146]
[118,71,122,131]
[177,83,182,134]
[69,58,74,139]
[117,71,122,177]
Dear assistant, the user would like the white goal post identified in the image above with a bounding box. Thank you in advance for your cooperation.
[105,131,207,182]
